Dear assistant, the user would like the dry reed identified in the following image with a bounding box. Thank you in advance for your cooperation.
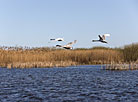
[0,46,123,68]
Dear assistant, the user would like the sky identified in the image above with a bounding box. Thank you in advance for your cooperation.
[0,0,138,48]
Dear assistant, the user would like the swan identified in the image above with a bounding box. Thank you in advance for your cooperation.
[92,34,110,43]
[50,38,64,42]
[56,40,77,49]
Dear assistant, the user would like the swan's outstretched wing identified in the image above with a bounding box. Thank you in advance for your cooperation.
[102,34,110,40]
[98,35,103,40]
[104,34,110,36]
[66,40,77,46]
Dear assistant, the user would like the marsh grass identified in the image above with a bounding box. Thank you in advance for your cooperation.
[0,46,123,68]
[101,43,138,70]
[0,43,137,68]
[123,43,138,62]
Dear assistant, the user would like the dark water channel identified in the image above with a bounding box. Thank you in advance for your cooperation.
[0,65,138,102]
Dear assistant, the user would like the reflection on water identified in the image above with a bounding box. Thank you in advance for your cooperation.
[0,65,138,102]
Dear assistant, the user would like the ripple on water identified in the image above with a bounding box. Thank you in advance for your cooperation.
[0,66,138,102]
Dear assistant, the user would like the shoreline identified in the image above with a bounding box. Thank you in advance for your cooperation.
[1,62,138,71]
[1,61,78,69]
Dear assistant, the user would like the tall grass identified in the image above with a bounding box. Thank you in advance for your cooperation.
[0,43,137,68]
[122,43,138,62]
[0,46,123,68]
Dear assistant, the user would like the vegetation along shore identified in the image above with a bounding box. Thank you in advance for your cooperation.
[0,43,138,69]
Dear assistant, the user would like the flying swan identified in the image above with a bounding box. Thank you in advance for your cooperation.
[92,34,110,43]
[56,40,77,49]
[50,38,64,42]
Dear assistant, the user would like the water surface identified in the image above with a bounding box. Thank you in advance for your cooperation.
[0,65,138,102]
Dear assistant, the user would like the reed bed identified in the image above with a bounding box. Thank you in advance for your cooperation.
[102,43,138,70]
[123,43,138,62]
[0,43,137,69]
[0,46,123,68]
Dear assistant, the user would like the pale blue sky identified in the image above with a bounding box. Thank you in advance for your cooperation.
[0,0,138,48]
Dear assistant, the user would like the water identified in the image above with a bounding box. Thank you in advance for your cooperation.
[0,65,138,102]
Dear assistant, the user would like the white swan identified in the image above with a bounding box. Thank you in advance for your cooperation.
[56,40,77,49]
[92,34,110,43]
[50,38,64,42]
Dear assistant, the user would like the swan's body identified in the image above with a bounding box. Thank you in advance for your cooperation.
[56,40,77,49]
[92,34,110,43]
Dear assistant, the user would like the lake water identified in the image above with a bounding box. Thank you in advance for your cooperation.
[0,65,138,102]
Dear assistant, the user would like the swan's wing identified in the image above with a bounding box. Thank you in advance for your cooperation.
[98,35,103,40]
[104,34,110,36]
[66,40,77,46]
[102,34,110,40]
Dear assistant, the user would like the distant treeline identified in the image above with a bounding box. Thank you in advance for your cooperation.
[0,43,138,68]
